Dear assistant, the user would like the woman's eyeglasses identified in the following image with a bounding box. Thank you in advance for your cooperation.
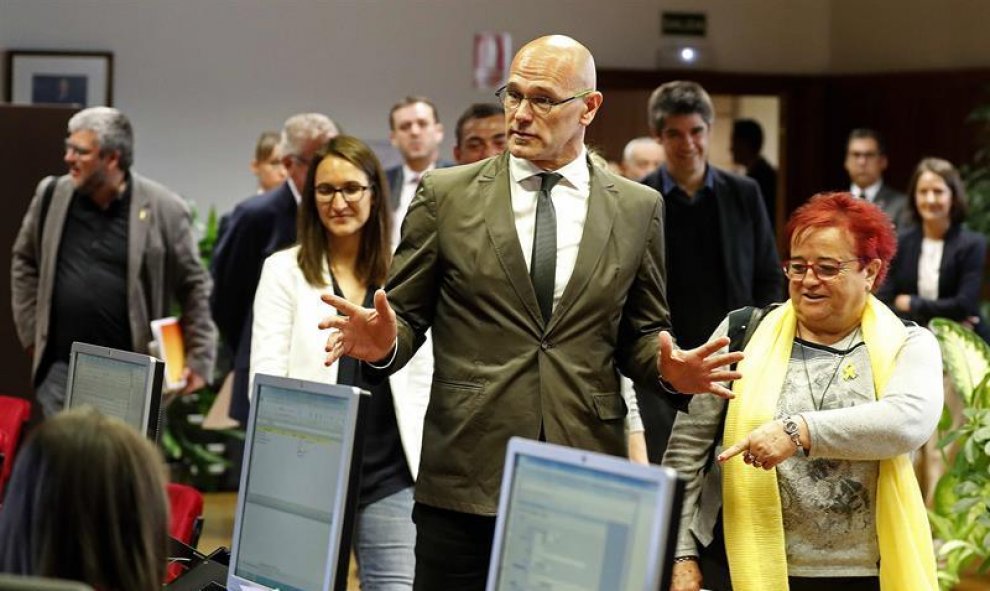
[782,258,862,281]
[315,183,369,204]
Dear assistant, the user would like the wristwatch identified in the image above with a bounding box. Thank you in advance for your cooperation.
[782,416,806,457]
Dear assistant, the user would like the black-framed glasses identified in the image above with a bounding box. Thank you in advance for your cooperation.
[315,183,370,204]
[494,86,594,115]
[783,258,863,281]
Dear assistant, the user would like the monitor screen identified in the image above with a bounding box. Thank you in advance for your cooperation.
[488,439,679,591]
[64,342,164,440]
[228,376,364,591]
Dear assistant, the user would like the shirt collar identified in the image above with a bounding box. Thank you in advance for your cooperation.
[287,178,302,205]
[851,179,883,201]
[508,146,590,190]
[658,164,714,195]
[403,162,435,184]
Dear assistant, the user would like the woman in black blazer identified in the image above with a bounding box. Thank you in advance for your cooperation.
[878,157,989,340]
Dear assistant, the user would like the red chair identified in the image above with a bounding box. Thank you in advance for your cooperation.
[166,482,204,547]
[165,482,204,583]
[0,395,32,501]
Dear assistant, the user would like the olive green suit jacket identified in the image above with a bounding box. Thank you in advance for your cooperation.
[370,153,671,514]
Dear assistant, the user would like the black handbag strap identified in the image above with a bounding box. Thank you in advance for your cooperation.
[36,176,58,249]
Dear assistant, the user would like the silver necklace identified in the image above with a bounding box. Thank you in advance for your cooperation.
[796,326,860,411]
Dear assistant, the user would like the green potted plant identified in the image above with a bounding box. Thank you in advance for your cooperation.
[161,204,245,491]
[928,318,990,590]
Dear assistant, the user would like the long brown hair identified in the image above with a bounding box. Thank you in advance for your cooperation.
[297,135,392,288]
[0,408,169,591]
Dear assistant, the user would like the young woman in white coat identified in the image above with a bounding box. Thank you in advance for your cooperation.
[251,135,428,590]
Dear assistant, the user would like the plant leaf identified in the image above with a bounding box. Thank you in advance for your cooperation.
[931,318,990,403]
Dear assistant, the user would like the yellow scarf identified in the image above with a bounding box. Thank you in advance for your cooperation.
[722,296,937,590]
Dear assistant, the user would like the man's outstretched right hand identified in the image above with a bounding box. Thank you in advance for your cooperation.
[319,289,397,366]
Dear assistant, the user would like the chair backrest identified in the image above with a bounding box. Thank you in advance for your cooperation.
[166,482,204,546]
[0,395,32,500]
[0,574,94,591]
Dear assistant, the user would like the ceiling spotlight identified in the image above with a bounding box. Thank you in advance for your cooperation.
[679,47,697,63]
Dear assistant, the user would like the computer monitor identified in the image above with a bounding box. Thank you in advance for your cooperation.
[64,342,165,441]
[227,374,368,591]
[486,437,683,591]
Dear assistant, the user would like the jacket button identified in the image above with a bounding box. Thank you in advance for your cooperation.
[541,340,551,351]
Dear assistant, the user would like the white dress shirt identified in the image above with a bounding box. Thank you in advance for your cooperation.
[287,177,303,205]
[918,237,944,301]
[850,180,883,203]
[508,147,590,311]
[391,163,436,250]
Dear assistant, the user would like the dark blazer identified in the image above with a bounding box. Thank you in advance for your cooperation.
[385,159,454,211]
[642,165,783,317]
[874,184,912,230]
[210,182,298,422]
[878,224,987,329]
[366,153,672,514]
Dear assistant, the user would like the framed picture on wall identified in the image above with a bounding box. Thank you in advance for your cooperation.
[5,50,113,107]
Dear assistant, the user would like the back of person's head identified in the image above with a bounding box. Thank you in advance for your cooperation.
[732,119,764,152]
[0,408,169,591]
[647,80,714,134]
[67,107,134,171]
[279,113,339,158]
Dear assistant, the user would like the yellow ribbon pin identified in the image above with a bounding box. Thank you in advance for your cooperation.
[842,362,857,381]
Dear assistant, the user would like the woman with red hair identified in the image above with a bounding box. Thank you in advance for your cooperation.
[664,193,941,591]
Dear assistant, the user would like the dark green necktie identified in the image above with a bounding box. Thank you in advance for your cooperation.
[531,172,562,323]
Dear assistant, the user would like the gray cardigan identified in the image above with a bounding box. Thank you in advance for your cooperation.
[662,319,943,559]
[11,173,216,382]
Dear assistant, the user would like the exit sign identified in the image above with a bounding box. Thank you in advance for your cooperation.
[662,12,707,37]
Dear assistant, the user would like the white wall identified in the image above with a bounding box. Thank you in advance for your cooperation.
[0,0,830,215]
[4,1,987,215]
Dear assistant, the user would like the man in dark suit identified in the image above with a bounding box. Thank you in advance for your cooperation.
[845,128,912,229]
[321,36,743,590]
[731,118,778,228]
[385,96,453,249]
[210,113,337,423]
[637,81,783,465]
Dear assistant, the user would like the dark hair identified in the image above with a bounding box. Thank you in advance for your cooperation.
[0,408,168,591]
[455,103,504,146]
[297,135,392,288]
[732,119,764,152]
[785,192,898,288]
[254,130,281,161]
[847,128,887,156]
[647,81,714,134]
[905,157,968,225]
[388,96,439,130]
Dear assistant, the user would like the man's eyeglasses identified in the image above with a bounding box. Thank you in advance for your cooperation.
[494,86,594,115]
[782,258,863,281]
[315,183,370,204]
[64,141,94,157]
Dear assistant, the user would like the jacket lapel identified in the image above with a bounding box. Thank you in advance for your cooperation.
[481,155,544,327]
[547,161,617,333]
[128,175,151,301]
